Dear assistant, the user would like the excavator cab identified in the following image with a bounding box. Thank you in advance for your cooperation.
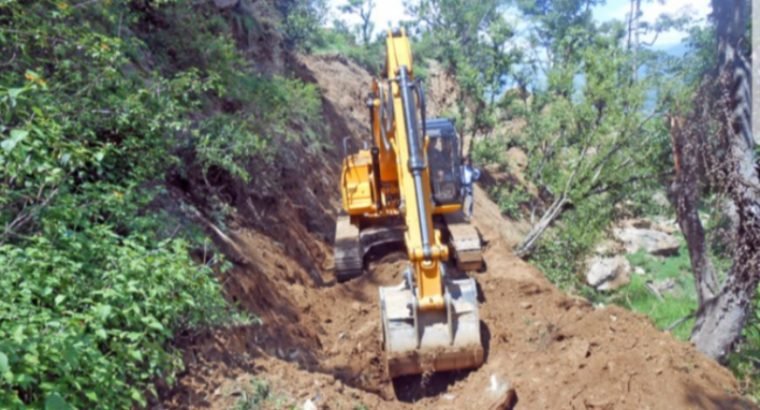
[427,118,462,206]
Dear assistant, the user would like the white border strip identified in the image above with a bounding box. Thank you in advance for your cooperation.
[754,0,759,143]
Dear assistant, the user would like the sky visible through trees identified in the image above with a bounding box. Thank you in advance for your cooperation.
[326,0,710,51]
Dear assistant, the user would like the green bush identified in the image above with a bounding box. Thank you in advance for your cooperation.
[471,137,507,165]
[0,228,234,408]
[495,186,530,219]
[312,27,385,75]
[0,1,322,407]
[533,197,613,290]
[194,74,324,181]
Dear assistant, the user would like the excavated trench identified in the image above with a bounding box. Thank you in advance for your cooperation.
[319,243,485,404]
[162,187,751,409]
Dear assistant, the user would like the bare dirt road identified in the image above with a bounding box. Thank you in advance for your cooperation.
[158,55,753,410]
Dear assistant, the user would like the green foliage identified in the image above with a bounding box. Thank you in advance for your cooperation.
[277,0,329,51]
[471,133,508,165]
[0,1,322,408]
[233,378,295,410]
[609,245,697,340]
[729,295,760,402]
[0,229,237,409]
[312,24,385,75]
[194,74,323,181]
[533,196,612,289]
[406,0,520,136]
[515,0,602,66]
[611,273,696,339]
[494,186,530,219]
[489,14,669,285]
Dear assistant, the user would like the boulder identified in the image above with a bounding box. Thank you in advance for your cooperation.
[612,223,680,257]
[593,238,626,256]
[585,255,631,291]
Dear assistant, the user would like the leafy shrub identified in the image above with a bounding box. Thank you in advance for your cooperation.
[0,1,323,408]
[0,227,235,408]
[312,27,385,75]
[495,186,530,219]
[471,137,507,165]
[194,74,323,181]
[533,197,613,290]
[277,0,329,51]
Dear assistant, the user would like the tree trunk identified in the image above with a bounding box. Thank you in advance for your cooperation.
[514,194,568,257]
[690,70,759,359]
[688,0,757,361]
[691,263,757,360]
[668,115,719,305]
[515,155,583,258]
[630,0,640,81]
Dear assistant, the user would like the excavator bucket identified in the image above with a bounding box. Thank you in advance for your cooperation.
[379,270,484,378]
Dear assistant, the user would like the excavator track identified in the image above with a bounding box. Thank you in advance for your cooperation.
[334,216,406,282]
[334,214,363,282]
[444,212,483,271]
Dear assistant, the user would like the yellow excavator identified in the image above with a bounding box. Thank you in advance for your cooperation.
[334,29,484,378]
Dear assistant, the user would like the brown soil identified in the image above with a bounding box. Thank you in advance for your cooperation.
[157,55,755,410]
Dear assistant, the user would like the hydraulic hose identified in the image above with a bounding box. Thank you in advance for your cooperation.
[398,65,432,260]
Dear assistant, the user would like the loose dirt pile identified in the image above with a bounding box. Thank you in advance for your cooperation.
[158,55,754,410]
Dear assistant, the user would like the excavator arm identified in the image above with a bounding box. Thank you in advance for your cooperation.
[383,31,448,311]
[335,29,484,378]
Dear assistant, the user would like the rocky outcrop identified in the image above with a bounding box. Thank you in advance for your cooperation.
[585,218,680,290]
[612,219,680,256]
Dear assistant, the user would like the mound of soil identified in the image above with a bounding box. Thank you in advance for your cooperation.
[158,55,753,410]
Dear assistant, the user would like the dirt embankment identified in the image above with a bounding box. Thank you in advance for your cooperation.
[158,55,753,410]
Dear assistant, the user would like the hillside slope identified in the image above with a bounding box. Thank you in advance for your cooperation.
[158,55,752,410]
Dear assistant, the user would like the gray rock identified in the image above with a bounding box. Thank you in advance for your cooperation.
[302,398,317,410]
[612,225,680,256]
[585,255,631,291]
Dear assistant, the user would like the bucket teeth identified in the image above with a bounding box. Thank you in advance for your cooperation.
[380,275,484,378]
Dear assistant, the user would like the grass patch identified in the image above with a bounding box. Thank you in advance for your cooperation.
[604,243,697,341]
[605,239,759,402]
[234,378,292,410]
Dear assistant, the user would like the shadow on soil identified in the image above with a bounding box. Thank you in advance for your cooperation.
[392,370,472,403]
[683,381,757,410]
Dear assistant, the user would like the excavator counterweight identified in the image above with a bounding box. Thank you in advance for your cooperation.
[334,28,484,378]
